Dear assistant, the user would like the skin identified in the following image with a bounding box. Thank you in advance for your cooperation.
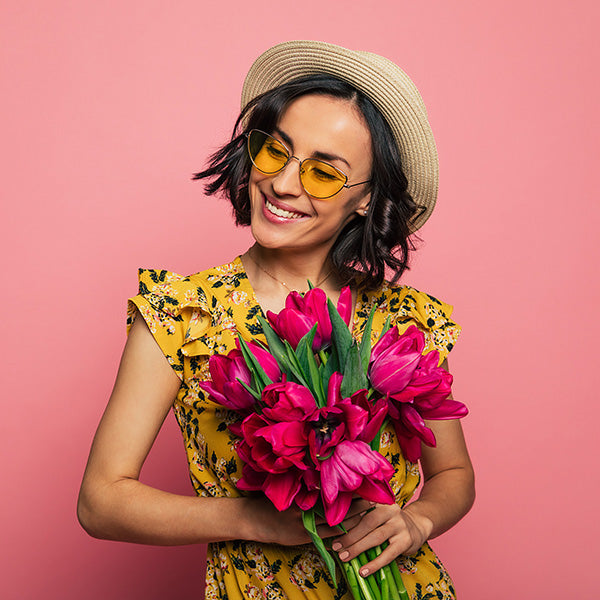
[77,93,475,578]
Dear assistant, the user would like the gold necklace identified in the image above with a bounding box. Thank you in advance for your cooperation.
[246,250,333,292]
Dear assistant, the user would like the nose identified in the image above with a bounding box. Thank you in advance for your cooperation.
[271,155,304,197]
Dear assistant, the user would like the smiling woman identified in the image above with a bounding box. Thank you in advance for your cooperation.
[78,40,474,600]
[247,94,372,259]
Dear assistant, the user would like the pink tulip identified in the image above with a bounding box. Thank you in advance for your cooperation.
[237,463,319,512]
[369,325,425,396]
[387,350,450,406]
[261,380,317,423]
[267,286,352,351]
[237,339,283,384]
[199,342,281,412]
[237,413,309,474]
[349,389,388,444]
[198,349,255,412]
[320,440,395,525]
[383,347,468,461]
[308,373,369,462]
[392,394,468,462]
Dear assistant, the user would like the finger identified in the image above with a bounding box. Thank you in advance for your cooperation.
[336,524,393,563]
[334,505,391,548]
[354,542,402,578]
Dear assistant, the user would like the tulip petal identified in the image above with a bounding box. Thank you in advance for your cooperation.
[402,405,437,447]
[336,286,353,326]
[323,491,353,526]
[264,471,301,511]
[420,399,468,420]
[357,478,395,505]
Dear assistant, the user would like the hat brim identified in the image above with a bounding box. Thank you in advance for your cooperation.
[241,40,438,232]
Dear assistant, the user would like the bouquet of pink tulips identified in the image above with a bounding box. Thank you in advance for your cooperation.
[200,286,467,600]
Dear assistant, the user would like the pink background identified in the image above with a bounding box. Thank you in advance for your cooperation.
[2,1,598,598]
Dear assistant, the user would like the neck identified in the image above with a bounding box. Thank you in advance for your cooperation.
[244,244,340,294]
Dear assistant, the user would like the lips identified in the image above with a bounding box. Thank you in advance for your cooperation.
[262,194,309,221]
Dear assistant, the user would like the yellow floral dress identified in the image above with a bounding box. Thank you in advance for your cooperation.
[127,256,462,600]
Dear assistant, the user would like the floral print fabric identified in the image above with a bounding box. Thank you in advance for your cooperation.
[127,256,461,600]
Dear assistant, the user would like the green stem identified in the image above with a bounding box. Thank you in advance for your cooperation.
[339,557,362,600]
[383,565,400,600]
[350,557,377,600]
[389,560,409,600]
[357,553,381,600]
[366,548,381,586]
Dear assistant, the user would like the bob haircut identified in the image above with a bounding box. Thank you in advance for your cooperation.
[193,74,420,290]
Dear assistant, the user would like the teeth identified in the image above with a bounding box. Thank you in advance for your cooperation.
[265,199,304,219]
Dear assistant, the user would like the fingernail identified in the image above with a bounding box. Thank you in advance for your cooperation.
[360,567,369,577]
[339,551,349,560]
[332,542,342,551]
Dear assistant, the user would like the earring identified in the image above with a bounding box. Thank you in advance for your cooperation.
[361,209,368,216]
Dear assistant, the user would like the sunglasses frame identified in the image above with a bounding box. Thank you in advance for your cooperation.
[245,129,370,200]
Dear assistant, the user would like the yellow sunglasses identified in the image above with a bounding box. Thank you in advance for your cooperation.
[246,129,370,200]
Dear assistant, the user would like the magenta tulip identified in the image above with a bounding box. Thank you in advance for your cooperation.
[238,339,283,384]
[381,343,468,461]
[307,373,369,462]
[199,342,281,412]
[369,325,425,396]
[261,380,317,423]
[320,440,395,525]
[267,286,352,351]
[387,350,450,406]
[349,389,388,444]
[237,413,309,474]
[198,349,255,412]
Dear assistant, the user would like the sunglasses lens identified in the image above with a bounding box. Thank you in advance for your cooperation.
[247,130,289,174]
[246,130,348,199]
[301,159,347,199]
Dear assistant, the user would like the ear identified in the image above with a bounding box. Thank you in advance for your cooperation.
[355,196,370,217]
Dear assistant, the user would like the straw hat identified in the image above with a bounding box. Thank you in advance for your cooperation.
[241,40,439,232]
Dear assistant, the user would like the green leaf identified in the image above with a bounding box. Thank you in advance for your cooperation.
[378,315,393,341]
[295,325,316,381]
[302,510,337,586]
[256,315,292,374]
[322,344,340,380]
[237,378,261,401]
[237,334,272,390]
[359,305,377,374]
[369,419,388,452]
[295,325,326,405]
[283,340,311,389]
[340,344,368,397]
[306,342,326,407]
[328,297,353,369]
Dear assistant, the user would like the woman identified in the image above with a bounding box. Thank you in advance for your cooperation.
[78,41,475,599]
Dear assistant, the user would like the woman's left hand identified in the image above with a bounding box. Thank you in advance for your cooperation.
[331,502,433,577]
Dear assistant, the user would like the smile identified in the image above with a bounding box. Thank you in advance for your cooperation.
[264,197,307,220]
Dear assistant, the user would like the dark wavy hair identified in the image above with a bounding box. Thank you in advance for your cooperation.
[193,74,420,290]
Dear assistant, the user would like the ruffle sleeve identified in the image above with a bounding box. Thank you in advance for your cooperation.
[359,284,461,366]
[127,268,215,380]
[392,285,461,364]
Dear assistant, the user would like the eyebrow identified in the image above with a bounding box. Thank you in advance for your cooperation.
[274,127,352,169]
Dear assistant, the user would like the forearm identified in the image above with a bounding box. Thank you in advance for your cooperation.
[77,477,254,545]
[403,464,475,541]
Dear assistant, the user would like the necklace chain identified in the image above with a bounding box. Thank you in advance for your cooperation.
[246,250,333,292]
